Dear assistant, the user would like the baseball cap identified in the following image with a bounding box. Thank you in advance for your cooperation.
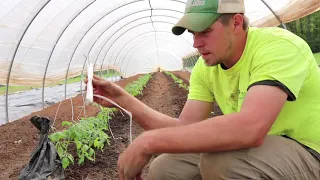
[172,0,245,35]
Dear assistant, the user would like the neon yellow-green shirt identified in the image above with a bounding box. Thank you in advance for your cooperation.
[188,26,320,153]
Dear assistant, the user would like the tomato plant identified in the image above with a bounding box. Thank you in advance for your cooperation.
[164,71,189,90]
[49,73,153,169]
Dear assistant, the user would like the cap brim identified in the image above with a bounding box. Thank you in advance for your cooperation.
[172,13,221,35]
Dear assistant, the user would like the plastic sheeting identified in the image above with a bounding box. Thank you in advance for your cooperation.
[1,0,319,85]
[0,76,121,125]
[0,82,82,125]
[0,0,319,123]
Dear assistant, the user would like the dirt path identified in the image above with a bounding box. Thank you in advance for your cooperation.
[0,71,223,180]
[172,70,191,85]
[0,74,142,180]
[140,72,187,117]
[0,71,188,180]
[132,72,189,179]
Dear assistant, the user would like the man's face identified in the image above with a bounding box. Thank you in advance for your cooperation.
[190,19,234,66]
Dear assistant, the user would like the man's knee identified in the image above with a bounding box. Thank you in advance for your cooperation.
[148,153,201,180]
[199,149,250,179]
[148,154,173,180]
[199,135,320,180]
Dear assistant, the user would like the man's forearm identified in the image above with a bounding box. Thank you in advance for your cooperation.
[120,93,180,130]
[143,112,263,154]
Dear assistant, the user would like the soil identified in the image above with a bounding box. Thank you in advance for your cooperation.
[0,74,142,180]
[64,72,190,180]
[172,70,191,85]
[172,70,223,116]
[0,71,222,180]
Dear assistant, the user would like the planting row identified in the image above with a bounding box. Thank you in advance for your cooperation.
[164,71,189,90]
[49,73,153,169]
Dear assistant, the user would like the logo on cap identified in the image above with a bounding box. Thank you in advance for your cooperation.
[187,0,205,7]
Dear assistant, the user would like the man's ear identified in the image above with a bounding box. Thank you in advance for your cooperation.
[233,14,244,32]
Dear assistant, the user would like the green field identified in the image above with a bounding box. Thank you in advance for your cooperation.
[0,70,120,95]
[314,53,320,65]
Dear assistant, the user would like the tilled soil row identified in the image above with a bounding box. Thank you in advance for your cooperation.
[64,72,189,179]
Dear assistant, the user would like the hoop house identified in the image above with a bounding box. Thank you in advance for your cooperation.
[0,0,319,124]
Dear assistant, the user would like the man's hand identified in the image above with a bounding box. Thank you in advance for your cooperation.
[85,74,129,107]
[118,133,152,180]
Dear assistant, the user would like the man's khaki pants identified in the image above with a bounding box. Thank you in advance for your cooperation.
[148,135,320,180]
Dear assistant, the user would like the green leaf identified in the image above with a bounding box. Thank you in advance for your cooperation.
[94,138,99,148]
[62,157,70,169]
[75,139,82,150]
[82,144,89,153]
[85,154,94,161]
[49,132,65,142]
[97,113,103,120]
[62,121,73,127]
[57,146,64,157]
[49,133,59,142]
[74,130,82,139]
[78,155,85,165]
[67,154,74,164]
[88,148,95,156]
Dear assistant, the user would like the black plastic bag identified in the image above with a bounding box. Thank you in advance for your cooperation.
[19,116,65,180]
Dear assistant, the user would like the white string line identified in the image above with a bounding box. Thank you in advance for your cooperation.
[70,97,75,122]
[93,94,133,144]
[97,104,119,140]
[81,90,86,116]
[86,61,133,144]
[76,105,84,121]
[53,100,62,128]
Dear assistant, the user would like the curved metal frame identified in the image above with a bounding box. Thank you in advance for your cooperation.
[63,10,186,98]
[113,30,192,72]
[64,9,184,99]
[79,32,190,82]
[92,9,184,69]
[124,42,183,77]
[120,36,185,76]
[86,13,181,67]
[63,0,145,98]
[120,36,183,74]
[98,20,190,72]
[5,0,51,123]
[118,33,166,74]
[78,31,191,83]
[117,32,193,75]
[260,0,287,29]
[3,0,289,124]
[42,0,97,109]
[115,31,191,71]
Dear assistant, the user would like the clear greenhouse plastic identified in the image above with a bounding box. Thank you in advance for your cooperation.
[1,0,319,123]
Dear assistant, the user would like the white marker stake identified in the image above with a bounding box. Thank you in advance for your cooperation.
[85,63,133,144]
[85,62,94,105]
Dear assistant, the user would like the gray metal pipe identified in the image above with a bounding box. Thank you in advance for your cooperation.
[42,0,96,109]
[260,0,287,29]
[64,0,145,99]
[122,38,186,77]
[4,0,51,123]
[94,8,184,70]
[115,32,193,73]
[117,33,193,76]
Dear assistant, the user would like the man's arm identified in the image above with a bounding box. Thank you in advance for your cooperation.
[124,95,213,130]
[140,85,287,153]
[179,99,213,125]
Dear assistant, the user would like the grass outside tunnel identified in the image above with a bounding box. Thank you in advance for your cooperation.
[314,52,320,65]
[0,70,120,95]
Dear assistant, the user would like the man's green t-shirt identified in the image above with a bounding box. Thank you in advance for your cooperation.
[188,26,320,153]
